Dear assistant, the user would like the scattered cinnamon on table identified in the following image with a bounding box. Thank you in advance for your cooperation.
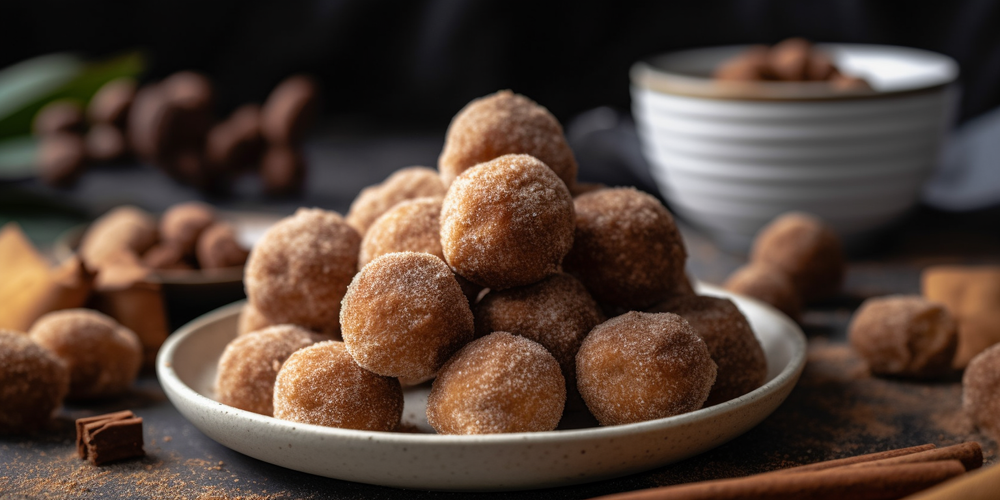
[589,442,981,500]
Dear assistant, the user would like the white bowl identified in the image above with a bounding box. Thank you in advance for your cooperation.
[631,44,959,252]
[156,283,806,491]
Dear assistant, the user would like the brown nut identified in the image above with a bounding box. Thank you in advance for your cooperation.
[37,132,88,187]
[206,104,264,172]
[161,71,214,112]
[33,99,85,136]
[830,73,873,92]
[767,37,811,81]
[260,146,305,196]
[85,124,128,163]
[714,45,771,81]
[87,77,137,126]
[261,75,319,145]
[805,50,837,81]
[126,84,169,161]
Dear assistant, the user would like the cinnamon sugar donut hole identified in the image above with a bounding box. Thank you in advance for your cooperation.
[724,263,801,321]
[0,330,70,433]
[750,212,845,302]
[564,188,688,310]
[848,295,958,378]
[650,295,766,406]
[474,273,603,388]
[359,196,444,269]
[273,341,403,431]
[963,344,1000,441]
[576,312,717,426]
[341,252,474,380]
[438,90,577,189]
[29,309,142,400]
[345,167,445,235]
[440,154,574,290]
[427,332,565,434]
[237,303,273,336]
[215,325,316,416]
[196,222,249,269]
[357,196,487,303]
[141,242,190,270]
[78,206,158,269]
[245,208,360,334]
[160,201,215,256]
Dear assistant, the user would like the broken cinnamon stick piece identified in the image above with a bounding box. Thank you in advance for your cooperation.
[590,460,966,500]
[75,410,145,465]
[844,442,982,472]
[773,443,936,474]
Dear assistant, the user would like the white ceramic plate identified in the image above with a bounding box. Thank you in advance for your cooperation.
[157,283,806,491]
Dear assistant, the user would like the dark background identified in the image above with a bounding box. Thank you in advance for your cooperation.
[3,0,999,129]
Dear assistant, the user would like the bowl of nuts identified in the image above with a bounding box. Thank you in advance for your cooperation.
[631,39,959,252]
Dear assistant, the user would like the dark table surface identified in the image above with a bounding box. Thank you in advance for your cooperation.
[2,130,999,500]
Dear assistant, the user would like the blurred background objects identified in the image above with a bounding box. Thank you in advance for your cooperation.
[1,0,998,253]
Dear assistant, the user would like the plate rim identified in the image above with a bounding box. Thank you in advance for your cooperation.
[156,282,808,446]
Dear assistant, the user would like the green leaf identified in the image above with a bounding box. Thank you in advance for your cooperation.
[0,53,83,135]
[0,135,38,180]
[0,50,146,139]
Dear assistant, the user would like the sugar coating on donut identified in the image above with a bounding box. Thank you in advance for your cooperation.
[359,196,444,269]
[427,331,566,434]
[963,344,1000,441]
[245,208,360,334]
[160,201,215,255]
[474,273,603,387]
[724,263,801,320]
[650,295,766,406]
[848,295,957,378]
[0,330,70,432]
[576,311,717,426]
[346,167,446,235]
[438,90,577,189]
[341,252,474,380]
[750,212,845,302]
[28,309,142,400]
[440,154,574,290]
[237,302,273,336]
[273,341,403,431]
[79,206,158,268]
[564,188,687,310]
[215,324,315,416]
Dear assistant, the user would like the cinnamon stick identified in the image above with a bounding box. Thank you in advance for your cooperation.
[844,442,982,472]
[773,443,936,474]
[590,460,965,500]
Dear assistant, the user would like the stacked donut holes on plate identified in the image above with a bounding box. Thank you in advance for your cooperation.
[222,90,766,434]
